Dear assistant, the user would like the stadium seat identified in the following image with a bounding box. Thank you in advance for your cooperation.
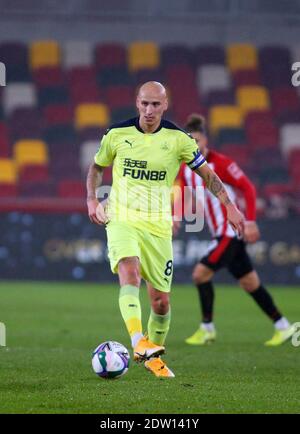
[33,67,65,88]
[3,83,37,116]
[75,103,110,129]
[97,66,133,86]
[193,45,225,66]
[9,107,44,142]
[0,159,17,183]
[232,69,262,87]
[30,40,60,69]
[245,114,279,150]
[38,86,69,108]
[216,128,246,147]
[105,85,134,109]
[0,184,18,197]
[288,149,300,182]
[227,44,258,71]
[276,110,300,126]
[280,124,300,156]
[43,104,73,126]
[78,127,105,143]
[204,89,236,107]
[94,43,126,70]
[220,145,251,168]
[209,105,243,135]
[0,122,10,157]
[0,42,30,82]
[43,125,76,145]
[133,68,165,86]
[58,179,86,198]
[236,85,270,115]
[63,41,94,68]
[111,106,137,123]
[69,82,101,104]
[161,44,193,66]
[197,65,231,95]
[14,139,48,168]
[128,42,160,71]
[259,46,291,88]
[271,87,300,117]
[80,141,100,174]
[19,164,49,183]
[19,180,56,197]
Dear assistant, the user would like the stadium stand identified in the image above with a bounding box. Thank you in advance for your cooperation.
[0,40,299,215]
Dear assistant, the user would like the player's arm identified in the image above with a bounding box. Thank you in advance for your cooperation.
[220,161,259,243]
[86,129,114,225]
[86,163,107,225]
[194,163,245,236]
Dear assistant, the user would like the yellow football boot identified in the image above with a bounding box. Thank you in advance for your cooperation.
[185,326,216,345]
[264,324,296,346]
[144,357,175,378]
[134,335,165,362]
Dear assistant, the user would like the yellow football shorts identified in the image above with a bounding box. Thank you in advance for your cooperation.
[106,221,173,292]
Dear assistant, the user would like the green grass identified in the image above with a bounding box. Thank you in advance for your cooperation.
[0,281,299,414]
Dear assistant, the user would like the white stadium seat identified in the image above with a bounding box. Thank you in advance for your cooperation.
[3,83,37,116]
[280,123,300,157]
[63,41,94,68]
[197,64,231,95]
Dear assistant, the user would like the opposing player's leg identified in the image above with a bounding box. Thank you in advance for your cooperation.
[228,241,295,346]
[106,222,163,360]
[185,263,216,345]
[185,237,235,345]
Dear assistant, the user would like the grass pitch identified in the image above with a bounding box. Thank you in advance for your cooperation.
[0,281,299,414]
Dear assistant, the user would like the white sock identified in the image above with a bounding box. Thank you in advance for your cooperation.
[201,322,215,332]
[131,332,143,348]
[274,317,290,331]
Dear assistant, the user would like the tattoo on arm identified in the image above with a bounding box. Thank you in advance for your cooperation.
[196,166,232,206]
[210,175,223,195]
[86,163,103,201]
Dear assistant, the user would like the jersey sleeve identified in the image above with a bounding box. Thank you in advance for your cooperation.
[94,130,115,167]
[179,133,206,170]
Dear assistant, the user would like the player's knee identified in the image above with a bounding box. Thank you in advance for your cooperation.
[192,264,213,285]
[118,258,141,287]
[239,271,260,293]
[151,293,170,315]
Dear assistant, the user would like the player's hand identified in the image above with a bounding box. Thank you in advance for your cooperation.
[172,219,181,237]
[244,221,260,243]
[87,198,108,225]
[226,202,245,237]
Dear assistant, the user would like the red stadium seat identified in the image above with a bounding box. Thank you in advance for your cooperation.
[232,69,262,87]
[0,122,10,157]
[43,104,73,125]
[0,184,18,197]
[33,67,65,88]
[105,85,134,109]
[58,180,86,198]
[271,86,300,117]
[94,43,126,70]
[19,164,49,183]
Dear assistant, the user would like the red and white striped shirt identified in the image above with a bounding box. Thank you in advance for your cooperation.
[178,150,256,238]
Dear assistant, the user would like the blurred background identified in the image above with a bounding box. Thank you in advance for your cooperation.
[0,0,299,284]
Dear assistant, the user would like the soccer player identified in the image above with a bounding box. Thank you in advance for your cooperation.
[86,82,244,377]
[175,113,295,346]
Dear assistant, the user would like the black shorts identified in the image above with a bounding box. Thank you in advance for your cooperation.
[200,236,254,279]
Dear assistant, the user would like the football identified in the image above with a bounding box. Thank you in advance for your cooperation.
[92,341,130,379]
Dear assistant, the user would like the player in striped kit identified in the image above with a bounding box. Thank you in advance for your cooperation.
[175,114,295,346]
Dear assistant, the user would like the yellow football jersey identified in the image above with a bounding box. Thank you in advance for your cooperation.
[94,117,206,238]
